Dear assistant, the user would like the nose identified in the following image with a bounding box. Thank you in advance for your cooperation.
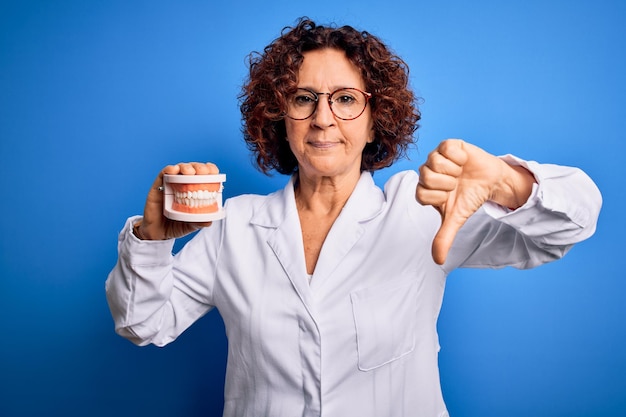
[311,93,335,127]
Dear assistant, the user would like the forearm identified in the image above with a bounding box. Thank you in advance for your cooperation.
[106,215,220,346]
[105,216,177,345]
[447,157,601,270]
[494,156,602,244]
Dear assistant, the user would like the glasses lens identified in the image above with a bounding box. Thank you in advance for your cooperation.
[330,88,368,120]
[287,89,317,120]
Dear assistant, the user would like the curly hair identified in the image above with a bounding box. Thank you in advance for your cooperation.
[239,17,421,175]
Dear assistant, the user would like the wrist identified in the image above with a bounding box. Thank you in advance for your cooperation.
[491,161,536,210]
[132,220,147,240]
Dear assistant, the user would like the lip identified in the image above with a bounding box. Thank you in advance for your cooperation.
[307,140,340,149]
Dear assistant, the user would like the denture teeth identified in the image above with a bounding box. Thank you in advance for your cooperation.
[173,189,218,208]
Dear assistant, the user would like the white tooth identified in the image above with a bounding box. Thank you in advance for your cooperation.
[203,190,210,200]
[184,198,190,207]
[192,191,197,199]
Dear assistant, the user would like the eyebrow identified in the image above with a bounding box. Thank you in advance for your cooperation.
[296,86,362,93]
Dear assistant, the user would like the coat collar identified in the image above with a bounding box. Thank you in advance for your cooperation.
[250,171,386,312]
[250,171,385,229]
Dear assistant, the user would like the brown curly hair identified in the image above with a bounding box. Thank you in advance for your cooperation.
[239,17,421,175]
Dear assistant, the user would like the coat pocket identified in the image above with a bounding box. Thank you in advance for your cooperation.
[350,278,418,371]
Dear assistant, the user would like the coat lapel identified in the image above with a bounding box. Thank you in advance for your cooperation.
[250,176,316,314]
[310,171,385,291]
[250,172,386,311]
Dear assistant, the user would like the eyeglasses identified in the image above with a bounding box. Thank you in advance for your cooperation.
[286,87,372,121]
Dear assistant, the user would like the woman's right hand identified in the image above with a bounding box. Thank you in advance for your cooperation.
[134,162,220,240]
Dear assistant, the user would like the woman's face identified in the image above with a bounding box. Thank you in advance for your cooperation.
[285,48,374,182]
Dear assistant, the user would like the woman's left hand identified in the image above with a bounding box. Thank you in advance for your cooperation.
[416,139,535,265]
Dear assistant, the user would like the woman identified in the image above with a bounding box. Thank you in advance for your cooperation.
[106,18,601,417]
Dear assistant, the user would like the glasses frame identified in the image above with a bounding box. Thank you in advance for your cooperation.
[285,87,373,121]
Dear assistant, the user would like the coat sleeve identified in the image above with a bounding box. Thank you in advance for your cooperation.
[105,215,220,346]
[443,155,602,272]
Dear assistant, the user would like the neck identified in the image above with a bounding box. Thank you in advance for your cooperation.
[295,170,361,214]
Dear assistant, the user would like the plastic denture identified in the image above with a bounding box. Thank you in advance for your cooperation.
[162,174,226,222]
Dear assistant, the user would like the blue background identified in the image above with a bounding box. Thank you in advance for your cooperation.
[1,0,624,416]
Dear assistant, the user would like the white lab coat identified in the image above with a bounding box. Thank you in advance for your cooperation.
[106,156,601,417]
